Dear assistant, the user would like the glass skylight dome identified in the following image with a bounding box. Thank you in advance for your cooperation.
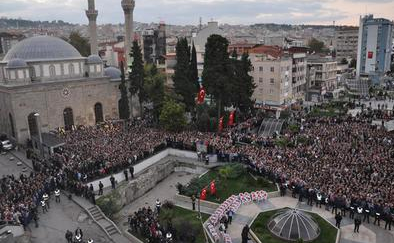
[267,208,320,242]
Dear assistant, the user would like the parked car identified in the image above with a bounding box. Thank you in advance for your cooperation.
[0,140,13,151]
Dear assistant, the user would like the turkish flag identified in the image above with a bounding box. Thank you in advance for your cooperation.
[200,187,207,200]
[368,52,373,59]
[197,87,206,104]
[210,181,216,195]
[228,111,235,126]
[219,117,224,132]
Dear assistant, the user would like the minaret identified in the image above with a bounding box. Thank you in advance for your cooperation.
[121,0,135,68]
[86,0,98,55]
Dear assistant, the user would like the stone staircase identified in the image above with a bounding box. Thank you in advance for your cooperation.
[86,206,122,238]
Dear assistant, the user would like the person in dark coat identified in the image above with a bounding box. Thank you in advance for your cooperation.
[110,175,115,189]
[129,166,134,179]
[98,181,103,195]
[241,225,250,243]
[124,169,128,181]
[335,213,342,228]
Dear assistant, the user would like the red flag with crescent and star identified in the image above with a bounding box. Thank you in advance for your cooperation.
[197,87,206,104]
[200,187,207,200]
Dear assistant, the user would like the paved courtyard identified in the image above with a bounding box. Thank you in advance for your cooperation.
[226,196,394,243]
[9,150,111,243]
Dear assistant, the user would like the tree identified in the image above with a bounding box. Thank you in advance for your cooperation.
[340,58,348,65]
[118,62,130,120]
[144,64,165,121]
[308,38,325,53]
[350,58,357,68]
[230,52,255,113]
[190,42,199,90]
[129,41,146,116]
[173,38,196,111]
[202,34,232,122]
[160,99,187,132]
[68,31,90,57]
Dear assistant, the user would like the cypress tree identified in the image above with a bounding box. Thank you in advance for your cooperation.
[173,38,196,111]
[129,40,146,116]
[190,42,199,89]
[119,61,130,119]
[202,34,231,121]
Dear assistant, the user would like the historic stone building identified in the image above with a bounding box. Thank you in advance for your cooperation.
[0,36,122,144]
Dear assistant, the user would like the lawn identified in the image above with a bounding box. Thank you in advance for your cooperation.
[251,209,337,243]
[131,205,210,243]
[180,164,277,203]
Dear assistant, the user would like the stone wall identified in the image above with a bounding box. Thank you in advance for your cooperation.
[117,159,176,206]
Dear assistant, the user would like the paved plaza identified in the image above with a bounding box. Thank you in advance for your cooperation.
[9,150,112,243]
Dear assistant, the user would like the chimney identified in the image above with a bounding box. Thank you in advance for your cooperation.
[121,0,135,69]
[86,0,98,55]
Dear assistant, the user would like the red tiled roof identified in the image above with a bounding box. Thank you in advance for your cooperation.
[249,45,283,58]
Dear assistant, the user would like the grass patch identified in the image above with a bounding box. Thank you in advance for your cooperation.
[180,164,277,203]
[251,209,337,243]
[131,205,209,243]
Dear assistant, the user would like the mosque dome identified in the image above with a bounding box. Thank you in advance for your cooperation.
[267,208,320,242]
[104,67,121,80]
[3,36,82,62]
[86,54,103,64]
[6,58,28,69]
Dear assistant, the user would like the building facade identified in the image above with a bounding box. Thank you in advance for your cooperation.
[289,52,307,101]
[192,21,225,74]
[142,23,167,65]
[0,36,122,144]
[249,46,292,106]
[356,15,393,83]
[306,56,338,101]
[334,27,358,60]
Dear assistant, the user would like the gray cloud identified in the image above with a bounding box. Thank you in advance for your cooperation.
[0,0,384,25]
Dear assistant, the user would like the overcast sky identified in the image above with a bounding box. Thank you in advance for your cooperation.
[0,0,393,26]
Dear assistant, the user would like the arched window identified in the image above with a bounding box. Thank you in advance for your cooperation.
[9,113,15,138]
[28,113,38,136]
[69,64,75,75]
[49,65,56,77]
[63,107,74,130]
[94,103,104,124]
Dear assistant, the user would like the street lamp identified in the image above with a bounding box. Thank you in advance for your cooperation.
[34,113,44,158]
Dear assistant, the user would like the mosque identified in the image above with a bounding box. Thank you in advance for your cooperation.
[0,0,135,146]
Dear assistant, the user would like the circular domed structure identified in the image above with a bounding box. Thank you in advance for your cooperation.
[267,208,320,242]
[104,67,121,80]
[87,54,102,64]
[6,58,28,69]
[3,36,82,62]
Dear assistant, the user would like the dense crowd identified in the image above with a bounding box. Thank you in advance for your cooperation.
[1,105,394,233]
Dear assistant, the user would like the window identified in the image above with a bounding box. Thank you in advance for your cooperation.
[270,78,275,84]
[49,65,56,77]
[28,113,38,136]
[94,103,104,124]
[63,107,74,131]
[259,78,263,83]
[69,64,75,75]
[259,66,263,72]
[270,67,275,72]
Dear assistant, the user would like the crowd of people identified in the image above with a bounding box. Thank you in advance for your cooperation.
[1,103,394,236]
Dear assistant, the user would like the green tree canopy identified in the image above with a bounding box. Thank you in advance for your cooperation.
[230,52,256,113]
[340,58,348,65]
[160,98,187,132]
[173,38,197,111]
[202,34,232,120]
[118,62,130,120]
[129,40,146,116]
[144,64,165,121]
[308,38,325,53]
[68,31,90,57]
